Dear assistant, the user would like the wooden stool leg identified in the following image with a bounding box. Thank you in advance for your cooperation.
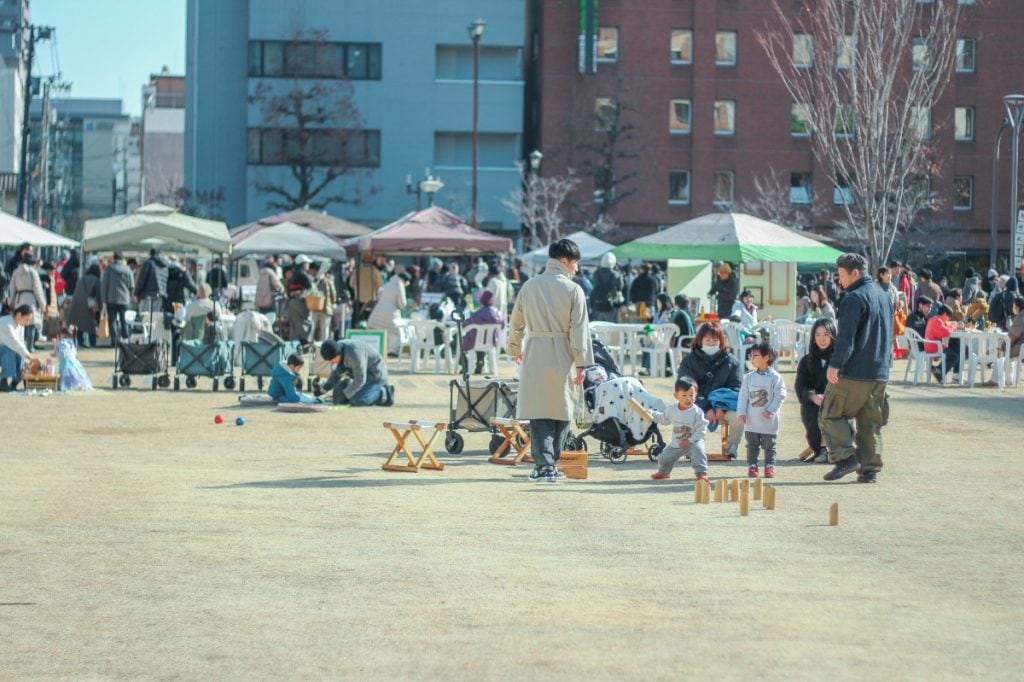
[383,428,421,473]
[413,428,446,471]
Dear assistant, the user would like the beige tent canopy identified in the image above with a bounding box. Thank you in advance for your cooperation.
[81,203,232,253]
[0,210,79,248]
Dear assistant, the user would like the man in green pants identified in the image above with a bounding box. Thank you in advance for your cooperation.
[821,253,893,484]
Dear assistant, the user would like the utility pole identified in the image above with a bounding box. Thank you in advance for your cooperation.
[15,23,54,220]
[36,78,50,226]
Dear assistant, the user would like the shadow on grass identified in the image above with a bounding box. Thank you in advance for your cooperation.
[200,475,509,490]
[889,388,1023,421]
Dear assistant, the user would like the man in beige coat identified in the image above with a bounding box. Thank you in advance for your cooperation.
[507,239,594,482]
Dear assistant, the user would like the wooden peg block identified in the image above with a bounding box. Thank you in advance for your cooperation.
[700,480,711,503]
[741,479,750,496]
[829,502,839,526]
[729,479,739,502]
[753,478,763,501]
[714,480,724,502]
[740,490,749,516]
[694,480,703,503]
[764,485,776,510]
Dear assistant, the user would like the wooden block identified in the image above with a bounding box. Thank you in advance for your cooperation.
[702,480,711,503]
[713,480,724,502]
[740,490,749,516]
[764,485,776,510]
[729,479,739,502]
[829,502,839,526]
[753,478,763,501]
[740,479,750,496]
[556,450,588,479]
[694,480,703,503]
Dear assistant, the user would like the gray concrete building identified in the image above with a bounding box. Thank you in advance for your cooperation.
[141,70,184,206]
[185,0,526,233]
[0,0,30,175]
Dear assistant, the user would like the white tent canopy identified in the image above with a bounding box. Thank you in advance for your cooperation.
[231,221,348,259]
[0,210,79,248]
[524,230,614,267]
[81,203,232,253]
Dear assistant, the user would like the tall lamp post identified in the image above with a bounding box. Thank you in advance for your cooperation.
[990,117,1010,269]
[1005,94,1024,273]
[469,17,486,228]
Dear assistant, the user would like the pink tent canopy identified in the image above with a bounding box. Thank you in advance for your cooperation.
[231,209,371,241]
[345,206,513,256]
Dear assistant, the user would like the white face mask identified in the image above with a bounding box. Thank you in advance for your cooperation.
[702,343,720,355]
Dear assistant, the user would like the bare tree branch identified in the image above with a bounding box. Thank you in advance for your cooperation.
[501,162,580,249]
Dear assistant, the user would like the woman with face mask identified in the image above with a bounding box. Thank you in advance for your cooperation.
[676,322,744,458]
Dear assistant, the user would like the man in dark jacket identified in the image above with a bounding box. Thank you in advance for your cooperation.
[821,253,893,484]
[906,296,933,338]
[590,252,624,322]
[101,251,135,341]
[708,263,739,319]
[628,264,658,311]
[134,249,169,309]
[166,257,198,308]
[205,258,229,298]
[315,339,394,406]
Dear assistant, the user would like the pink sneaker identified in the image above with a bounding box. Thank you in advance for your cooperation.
[764,466,775,479]
[695,472,709,484]
[748,466,759,478]
[651,472,671,480]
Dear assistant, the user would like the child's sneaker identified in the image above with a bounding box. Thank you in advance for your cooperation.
[695,472,709,484]
[650,472,671,480]
[764,466,775,479]
[747,466,759,478]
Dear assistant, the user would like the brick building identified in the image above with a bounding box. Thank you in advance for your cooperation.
[527,0,1024,269]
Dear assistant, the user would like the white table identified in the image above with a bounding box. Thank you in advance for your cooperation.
[948,330,1010,387]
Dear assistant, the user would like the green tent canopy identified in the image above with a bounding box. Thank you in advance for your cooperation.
[614,212,844,264]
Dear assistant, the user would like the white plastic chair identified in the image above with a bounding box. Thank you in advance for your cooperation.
[408,319,453,374]
[1008,349,1024,387]
[770,320,804,368]
[902,328,946,385]
[590,322,626,371]
[721,322,747,364]
[639,324,677,378]
[669,334,694,375]
[462,323,502,375]
[392,320,416,370]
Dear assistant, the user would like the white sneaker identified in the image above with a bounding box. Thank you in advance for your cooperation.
[813,452,829,464]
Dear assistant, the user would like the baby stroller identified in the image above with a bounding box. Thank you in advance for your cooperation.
[174,340,236,391]
[566,338,666,463]
[112,340,171,390]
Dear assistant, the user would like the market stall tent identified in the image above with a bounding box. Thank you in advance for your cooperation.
[523,230,614,267]
[81,203,232,253]
[0,210,79,248]
[231,221,348,259]
[345,206,512,256]
[231,209,371,241]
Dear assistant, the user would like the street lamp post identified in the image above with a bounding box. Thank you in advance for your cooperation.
[469,17,486,229]
[1004,94,1024,273]
[990,117,1010,269]
[406,168,444,209]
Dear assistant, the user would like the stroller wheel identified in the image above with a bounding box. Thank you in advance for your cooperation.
[648,443,665,462]
[223,376,236,390]
[157,374,171,389]
[119,374,131,388]
[565,434,587,452]
[488,434,505,455]
[445,431,465,455]
[601,442,628,464]
[186,375,198,389]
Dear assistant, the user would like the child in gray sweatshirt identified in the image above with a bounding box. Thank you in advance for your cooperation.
[737,343,787,479]
[649,376,710,483]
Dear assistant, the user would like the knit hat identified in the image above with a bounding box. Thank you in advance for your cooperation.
[1007,276,1019,292]
[987,268,999,279]
[320,340,340,361]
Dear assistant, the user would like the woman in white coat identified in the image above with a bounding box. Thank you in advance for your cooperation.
[506,239,594,483]
[367,272,408,354]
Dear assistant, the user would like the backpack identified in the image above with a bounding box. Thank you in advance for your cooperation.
[987,293,1006,328]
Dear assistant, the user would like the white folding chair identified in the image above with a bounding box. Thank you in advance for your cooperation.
[463,323,502,375]
[721,322,747,364]
[902,328,946,385]
[408,319,453,374]
[770,320,803,368]
[640,324,676,378]
[392,320,416,370]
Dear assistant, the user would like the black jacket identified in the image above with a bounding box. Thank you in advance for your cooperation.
[709,274,739,318]
[677,348,743,413]
[629,272,658,307]
[591,267,624,311]
[830,275,893,382]
[166,263,198,305]
[795,351,831,405]
[134,254,169,300]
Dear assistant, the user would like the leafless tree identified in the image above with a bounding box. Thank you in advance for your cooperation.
[501,162,579,250]
[758,0,963,265]
[734,167,814,230]
[173,186,226,221]
[248,28,378,212]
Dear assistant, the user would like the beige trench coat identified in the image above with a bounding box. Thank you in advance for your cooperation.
[507,258,594,421]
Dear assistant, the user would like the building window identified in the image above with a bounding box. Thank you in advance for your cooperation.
[912,106,931,140]
[837,35,854,69]
[912,37,930,72]
[246,128,381,167]
[436,45,524,80]
[714,100,736,135]
[953,175,973,210]
[791,172,812,205]
[433,132,519,167]
[834,174,855,205]
[954,106,975,141]
[248,40,382,80]
[792,103,810,137]
[671,30,693,64]
[670,99,691,134]
[595,97,617,132]
[597,27,619,62]
[669,170,691,204]
[956,38,976,73]
[835,104,856,139]
[792,33,813,68]
[713,171,735,208]
[715,31,737,66]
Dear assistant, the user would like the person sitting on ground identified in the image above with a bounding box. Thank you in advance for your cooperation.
[268,353,319,404]
[202,311,226,345]
[316,339,394,407]
[676,322,743,458]
[907,295,933,338]
[795,318,836,464]
[0,304,40,391]
[965,290,989,327]
[731,289,758,328]
[925,304,962,382]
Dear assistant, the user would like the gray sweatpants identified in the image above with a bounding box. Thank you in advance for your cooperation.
[529,418,570,470]
[656,440,708,476]
[745,432,777,467]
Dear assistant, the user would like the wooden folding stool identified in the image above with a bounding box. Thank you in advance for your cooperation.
[487,417,534,466]
[381,420,447,473]
[707,420,732,461]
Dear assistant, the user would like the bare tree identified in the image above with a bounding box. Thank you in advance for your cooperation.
[248,28,378,212]
[734,167,814,230]
[501,162,579,249]
[174,186,226,221]
[758,0,963,265]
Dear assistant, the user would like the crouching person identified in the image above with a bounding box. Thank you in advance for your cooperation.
[316,339,395,407]
[268,353,320,404]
